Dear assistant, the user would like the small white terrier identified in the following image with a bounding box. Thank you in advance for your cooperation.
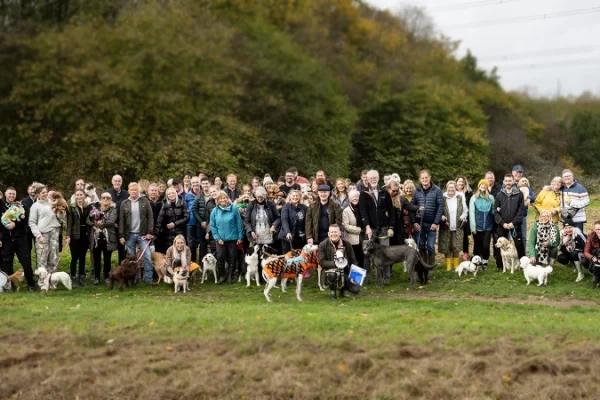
[34,267,72,291]
[519,257,553,286]
[456,256,483,277]
[201,253,218,284]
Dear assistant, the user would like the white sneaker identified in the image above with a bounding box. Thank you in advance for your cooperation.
[576,273,584,283]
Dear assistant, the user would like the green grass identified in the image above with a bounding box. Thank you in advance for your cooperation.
[2,201,599,351]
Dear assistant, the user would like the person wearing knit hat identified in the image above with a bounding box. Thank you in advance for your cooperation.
[244,186,280,246]
[468,179,495,269]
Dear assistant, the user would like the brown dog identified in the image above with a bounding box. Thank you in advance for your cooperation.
[109,256,138,291]
[136,250,166,283]
[8,269,24,291]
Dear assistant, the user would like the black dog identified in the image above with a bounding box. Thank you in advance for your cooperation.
[363,240,436,287]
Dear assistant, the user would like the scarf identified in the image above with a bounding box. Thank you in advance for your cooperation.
[535,222,558,264]
[173,245,188,270]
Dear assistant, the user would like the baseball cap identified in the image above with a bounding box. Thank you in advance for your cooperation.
[512,165,524,172]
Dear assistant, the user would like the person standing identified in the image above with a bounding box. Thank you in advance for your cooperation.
[147,183,164,253]
[455,176,473,261]
[88,192,118,285]
[21,183,38,253]
[279,169,301,197]
[245,186,280,247]
[210,191,244,284]
[342,190,364,270]
[411,170,444,267]
[306,184,343,245]
[438,181,467,271]
[107,174,129,263]
[332,178,350,209]
[359,170,396,246]
[119,182,154,285]
[469,180,495,269]
[155,187,189,252]
[66,189,91,286]
[28,185,62,271]
[279,190,307,253]
[561,169,590,233]
[224,174,241,202]
[185,177,203,262]
[0,187,36,291]
[387,179,421,245]
[493,174,526,265]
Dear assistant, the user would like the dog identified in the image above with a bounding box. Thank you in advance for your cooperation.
[0,271,8,292]
[402,238,418,272]
[84,183,99,205]
[173,267,189,293]
[7,269,24,291]
[495,237,519,274]
[136,250,166,284]
[109,256,138,291]
[34,267,72,291]
[1,203,25,228]
[245,245,261,287]
[48,191,68,223]
[201,253,218,284]
[456,256,483,277]
[363,240,436,287]
[262,244,318,302]
[519,256,553,286]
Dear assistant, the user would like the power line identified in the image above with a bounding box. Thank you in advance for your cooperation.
[433,0,521,13]
[496,57,600,71]
[479,45,600,62]
[444,6,600,29]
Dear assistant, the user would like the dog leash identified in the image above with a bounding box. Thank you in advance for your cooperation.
[136,240,152,263]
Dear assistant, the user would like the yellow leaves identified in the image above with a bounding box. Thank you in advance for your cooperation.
[338,363,347,372]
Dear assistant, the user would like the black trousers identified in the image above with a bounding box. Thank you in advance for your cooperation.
[473,231,492,261]
[69,232,89,276]
[1,234,35,287]
[93,245,113,280]
[216,240,238,270]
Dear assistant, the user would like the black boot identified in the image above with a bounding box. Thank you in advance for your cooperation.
[71,275,79,286]
[78,275,86,287]
[228,258,237,284]
[217,264,227,285]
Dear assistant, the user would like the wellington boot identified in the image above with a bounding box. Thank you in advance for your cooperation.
[445,258,452,272]
[217,264,227,285]
[453,258,460,270]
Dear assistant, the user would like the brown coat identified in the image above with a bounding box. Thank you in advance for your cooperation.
[305,198,343,242]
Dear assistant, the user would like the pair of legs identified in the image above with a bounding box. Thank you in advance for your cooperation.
[186,225,200,263]
[472,230,492,268]
[69,234,88,281]
[35,229,60,270]
[125,233,153,284]
[416,223,437,284]
[1,235,35,288]
[444,231,460,271]
[216,240,238,284]
[92,243,112,282]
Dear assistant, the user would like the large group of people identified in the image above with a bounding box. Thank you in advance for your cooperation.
[0,164,597,294]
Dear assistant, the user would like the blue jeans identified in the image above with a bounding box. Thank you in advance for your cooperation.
[416,222,437,256]
[126,233,153,283]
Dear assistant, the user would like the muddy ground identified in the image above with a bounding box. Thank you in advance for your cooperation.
[1,333,598,399]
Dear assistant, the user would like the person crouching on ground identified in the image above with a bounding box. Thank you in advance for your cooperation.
[318,224,360,298]
[162,234,200,280]
[557,221,587,282]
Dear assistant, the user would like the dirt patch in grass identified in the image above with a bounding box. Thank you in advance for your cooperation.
[393,293,600,308]
[1,333,599,399]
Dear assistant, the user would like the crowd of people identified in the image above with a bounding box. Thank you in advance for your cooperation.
[1,164,598,293]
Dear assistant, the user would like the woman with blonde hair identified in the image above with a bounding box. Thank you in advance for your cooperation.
[279,189,308,253]
[388,179,421,245]
[333,178,349,209]
[438,181,467,271]
[162,234,201,280]
[402,180,416,239]
[528,209,560,266]
[469,179,495,269]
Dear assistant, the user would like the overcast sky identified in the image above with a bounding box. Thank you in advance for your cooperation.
[367,0,600,97]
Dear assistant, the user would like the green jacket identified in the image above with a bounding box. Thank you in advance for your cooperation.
[528,221,560,258]
[305,198,343,242]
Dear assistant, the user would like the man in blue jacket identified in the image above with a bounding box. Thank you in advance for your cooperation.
[411,170,444,268]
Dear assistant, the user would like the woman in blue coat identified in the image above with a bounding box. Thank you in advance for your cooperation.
[279,190,308,253]
[210,191,244,284]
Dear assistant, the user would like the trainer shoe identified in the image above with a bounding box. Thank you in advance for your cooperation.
[92,277,100,285]
[28,285,36,292]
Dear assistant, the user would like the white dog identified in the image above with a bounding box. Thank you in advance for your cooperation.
[34,267,72,291]
[402,238,419,272]
[456,255,483,277]
[519,257,553,286]
[201,253,218,284]
[495,237,519,273]
[173,267,188,293]
[244,245,261,287]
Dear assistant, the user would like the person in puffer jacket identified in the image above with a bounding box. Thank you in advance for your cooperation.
[469,179,495,269]
[411,170,444,266]
[156,187,189,246]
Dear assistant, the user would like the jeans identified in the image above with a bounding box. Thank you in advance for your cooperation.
[126,233,153,283]
[186,225,200,263]
[415,222,437,256]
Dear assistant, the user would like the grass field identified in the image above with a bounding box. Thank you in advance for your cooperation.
[2,201,600,399]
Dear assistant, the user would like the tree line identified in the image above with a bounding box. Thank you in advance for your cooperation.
[0,0,598,193]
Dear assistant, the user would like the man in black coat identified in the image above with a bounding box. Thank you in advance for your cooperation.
[358,170,396,245]
[1,187,36,291]
[493,173,526,267]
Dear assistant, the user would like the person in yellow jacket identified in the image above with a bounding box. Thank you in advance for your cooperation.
[533,176,569,224]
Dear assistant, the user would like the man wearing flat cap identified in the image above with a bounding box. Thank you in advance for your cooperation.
[306,184,343,245]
